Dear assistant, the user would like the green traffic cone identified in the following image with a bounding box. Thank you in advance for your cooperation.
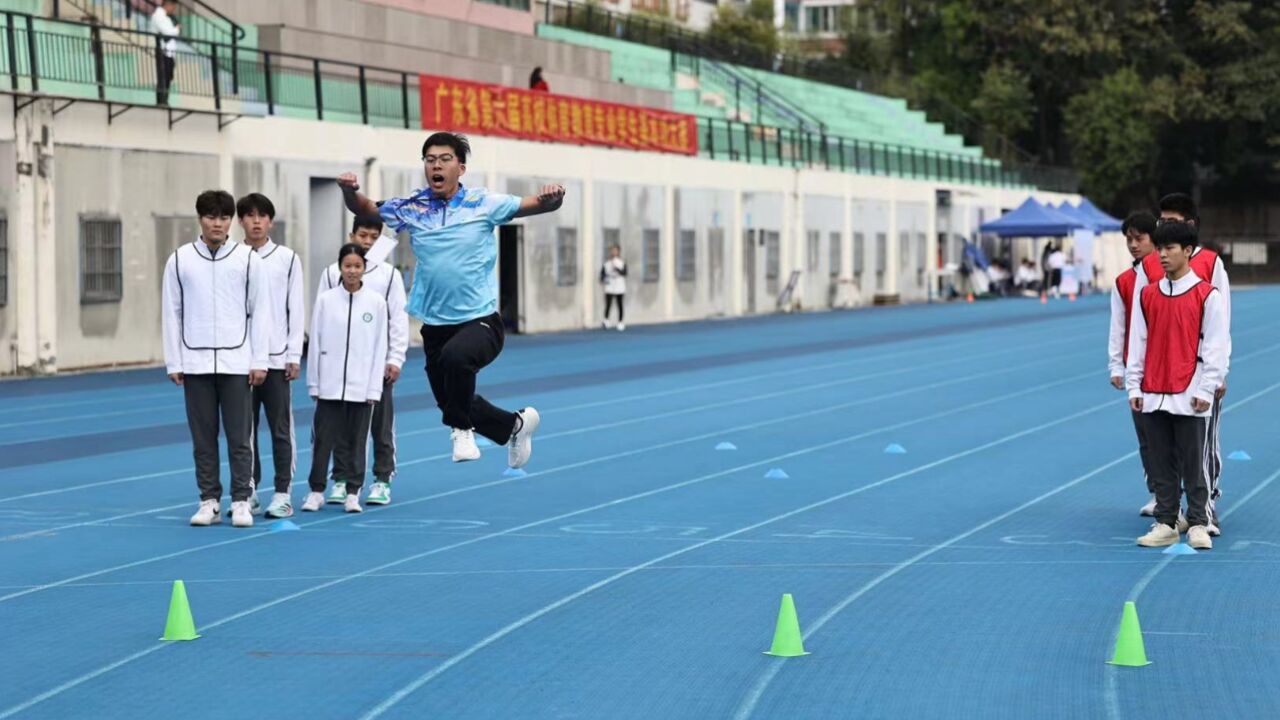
[764,593,810,657]
[160,580,201,641]
[1106,601,1150,666]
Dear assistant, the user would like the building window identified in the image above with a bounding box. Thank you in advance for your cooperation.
[0,216,7,307]
[677,229,696,282]
[806,230,820,272]
[899,231,911,271]
[916,232,927,286]
[81,217,123,303]
[853,232,865,275]
[556,227,578,287]
[643,228,661,283]
[829,231,842,278]
[765,231,781,294]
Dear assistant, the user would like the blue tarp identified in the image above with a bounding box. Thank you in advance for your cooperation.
[1077,198,1123,232]
[978,197,1083,237]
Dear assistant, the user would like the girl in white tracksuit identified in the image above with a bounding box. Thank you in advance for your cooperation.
[304,244,389,513]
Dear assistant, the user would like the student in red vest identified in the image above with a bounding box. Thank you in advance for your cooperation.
[1126,221,1229,549]
[1108,211,1158,516]
[1134,193,1231,534]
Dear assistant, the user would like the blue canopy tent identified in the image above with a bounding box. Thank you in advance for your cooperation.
[1076,198,1123,232]
[1050,202,1100,231]
[978,197,1084,237]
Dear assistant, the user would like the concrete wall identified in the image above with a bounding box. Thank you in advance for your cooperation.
[0,94,1077,374]
[52,146,219,370]
[359,0,536,34]
[800,194,842,309]
[0,141,14,375]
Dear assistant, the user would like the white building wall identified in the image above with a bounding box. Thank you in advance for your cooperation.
[0,94,1077,374]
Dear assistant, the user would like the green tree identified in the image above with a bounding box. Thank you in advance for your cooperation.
[707,0,779,63]
[1065,68,1160,205]
[970,62,1034,158]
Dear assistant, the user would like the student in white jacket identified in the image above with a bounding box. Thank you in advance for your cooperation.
[600,243,627,331]
[162,190,272,528]
[304,244,389,514]
[238,193,304,519]
[315,214,408,507]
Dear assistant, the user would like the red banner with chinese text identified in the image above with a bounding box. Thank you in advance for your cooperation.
[419,74,698,156]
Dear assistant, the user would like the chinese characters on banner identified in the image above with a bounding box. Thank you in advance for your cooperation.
[420,74,698,156]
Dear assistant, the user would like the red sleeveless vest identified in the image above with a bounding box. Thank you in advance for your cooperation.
[1139,280,1214,394]
[1189,247,1219,284]
[1141,252,1162,284]
[1115,267,1138,362]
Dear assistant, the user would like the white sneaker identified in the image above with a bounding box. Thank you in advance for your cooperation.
[451,428,481,462]
[344,493,363,513]
[1136,522,1179,547]
[301,492,325,512]
[230,500,253,528]
[265,492,293,518]
[1206,521,1221,537]
[1176,513,1189,534]
[1187,525,1213,550]
[508,407,540,469]
[366,481,391,506]
[1139,495,1155,517]
[249,489,262,515]
[617,322,626,332]
[326,483,347,504]
[189,499,221,526]
[602,319,612,330]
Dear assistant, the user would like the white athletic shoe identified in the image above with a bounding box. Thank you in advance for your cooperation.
[1139,495,1155,517]
[1136,522,1179,548]
[249,489,262,515]
[230,500,254,528]
[508,407,540,469]
[326,482,347,504]
[451,428,481,462]
[1206,521,1221,537]
[189,499,221,526]
[1176,513,1189,534]
[366,481,391,506]
[617,322,626,332]
[344,493,363,514]
[1187,525,1213,550]
[265,492,293,518]
[602,319,612,330]
[301,492,325,512]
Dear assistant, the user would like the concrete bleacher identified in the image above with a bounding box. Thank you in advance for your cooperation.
[535,25,984,159]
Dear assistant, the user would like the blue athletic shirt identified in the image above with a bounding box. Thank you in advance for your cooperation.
[378,184,520,326]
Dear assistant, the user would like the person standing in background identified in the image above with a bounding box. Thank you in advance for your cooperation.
[151,0,180,106]
[600,244,627,331]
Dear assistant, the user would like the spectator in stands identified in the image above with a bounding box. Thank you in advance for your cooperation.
[151,0,180,106]
[529,67,550,93]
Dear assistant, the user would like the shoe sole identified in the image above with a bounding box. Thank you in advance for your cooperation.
[232,519,254,528]
[366,498,390,505]
[509,410,541,469]
[265,508,294,518]
[326,498,346,504]
[345,507,363,513]
[1188,541,1213,550]
[190,516,221,527]
[1137,537,1179,547]
[301,506,321,512]
[453,454,481,463]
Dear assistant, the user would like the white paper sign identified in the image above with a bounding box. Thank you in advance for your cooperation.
[365,234,398,266]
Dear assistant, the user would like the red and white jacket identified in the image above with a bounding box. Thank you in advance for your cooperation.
[1106,261,1141,379]
[1125,272,1229,417]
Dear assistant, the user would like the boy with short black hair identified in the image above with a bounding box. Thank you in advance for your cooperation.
[1110,211,1157,515]
[237,192,304,518]
[1136,193,1231,534]
[163,190,271,528]
[1127,221,1229,550]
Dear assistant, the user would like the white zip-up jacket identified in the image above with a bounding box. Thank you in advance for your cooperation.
[150,7,179,57]
[254,239,305,370]
[1126,272,1229,417]
[162,239,271,375]
[317,260,408,369]
[307,284,389,403]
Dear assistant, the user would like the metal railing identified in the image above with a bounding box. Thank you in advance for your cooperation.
[1,12,1052,190]
[541,0,1071,182]
[52,0,245,45]
[698,56,823,133]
